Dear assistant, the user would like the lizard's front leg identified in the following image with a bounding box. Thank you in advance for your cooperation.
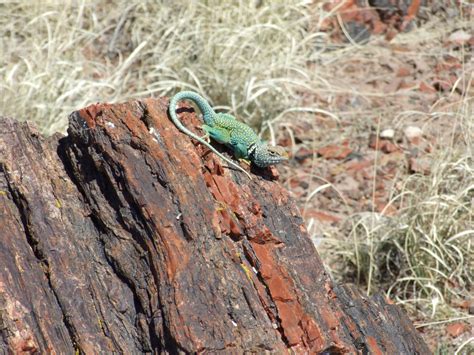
[232,143,251,166]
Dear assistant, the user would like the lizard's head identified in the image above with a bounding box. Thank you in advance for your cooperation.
[249,143,288,168]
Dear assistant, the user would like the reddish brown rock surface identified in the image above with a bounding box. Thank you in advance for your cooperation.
[0,98,430,353]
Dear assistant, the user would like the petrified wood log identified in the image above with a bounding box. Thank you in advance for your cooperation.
[0,98,429,354]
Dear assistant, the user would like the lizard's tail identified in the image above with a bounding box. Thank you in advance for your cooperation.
[169,91,216,125]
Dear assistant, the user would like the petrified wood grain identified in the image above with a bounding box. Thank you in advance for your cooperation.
[0,98,430,354]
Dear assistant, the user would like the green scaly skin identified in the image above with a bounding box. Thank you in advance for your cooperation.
[168,91,287,179]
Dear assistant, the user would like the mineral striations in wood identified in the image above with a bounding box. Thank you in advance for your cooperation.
[0,99,430,353]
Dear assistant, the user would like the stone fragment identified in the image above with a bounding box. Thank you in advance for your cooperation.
[380,129,395,139]
[404,126,422,140]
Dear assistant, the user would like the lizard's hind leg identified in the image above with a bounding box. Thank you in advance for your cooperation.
[202,125,231,145]
[199,131,210,142]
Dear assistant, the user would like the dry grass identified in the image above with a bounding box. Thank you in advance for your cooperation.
[1,0,473,352]
[0,0,317,135]
[332,153,473,311]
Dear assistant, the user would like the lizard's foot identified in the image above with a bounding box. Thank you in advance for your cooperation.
[238,158,251,166]
[199,132,210,142]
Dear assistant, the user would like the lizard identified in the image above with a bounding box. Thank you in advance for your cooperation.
[168,91,287,178]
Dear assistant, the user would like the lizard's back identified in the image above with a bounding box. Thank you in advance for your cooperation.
[214,113,260,146]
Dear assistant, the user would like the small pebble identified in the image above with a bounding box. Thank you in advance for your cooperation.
[448,30,471,45]
[404,126,422,140]
[380,129,395,139]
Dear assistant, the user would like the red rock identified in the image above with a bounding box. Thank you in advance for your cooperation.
[289,179,300,189]
[375,200,398,216]
[444,54,462,65]
[406,0,421,18]
[436,55,462,72]
[396,67,411,77]
[369,134,379,149]
[345,159,373,172]
[380,151,405,167]
[318,144,353,160]
[409,136,421,146]
[454,298,473,311]
[399,0,421,31]
[424,142,434,153]
[322,0,355,12]
[419,81,437,93]
[385,28,398,41]
[369,135,400,153]
[408,157,431,175]
[399,80,417,90]
[305,210,342,223]
[391,44,411,53]
[268,165,280,180]
[446,322,467,338]
[382,141,399,153]
[372,20,387,34]
[294,147,314,163]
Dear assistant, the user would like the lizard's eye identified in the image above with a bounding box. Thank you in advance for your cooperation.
[267,145,288,158]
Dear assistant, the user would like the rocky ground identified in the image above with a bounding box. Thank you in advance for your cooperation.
[276,1,473,352]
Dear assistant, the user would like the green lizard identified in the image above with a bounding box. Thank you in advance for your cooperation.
[168,91,287,179]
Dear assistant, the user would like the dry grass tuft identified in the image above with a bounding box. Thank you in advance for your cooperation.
[332,153,473,315]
